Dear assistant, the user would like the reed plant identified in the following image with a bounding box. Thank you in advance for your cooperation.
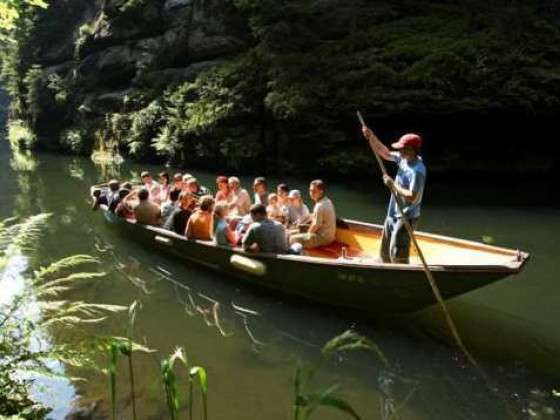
[102,300,153,420]
[293,330,389,420]
[161,347,187,420]
[189,366,208,420]
[159,347,209,420]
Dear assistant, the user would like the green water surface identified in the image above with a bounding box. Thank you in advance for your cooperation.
[1,143,559,420]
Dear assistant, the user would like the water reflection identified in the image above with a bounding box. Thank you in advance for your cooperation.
[74,235,558,419]
[2,146,560,419]
[10,148,39,172]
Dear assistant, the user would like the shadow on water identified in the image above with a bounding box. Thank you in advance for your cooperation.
[2,143,560,419]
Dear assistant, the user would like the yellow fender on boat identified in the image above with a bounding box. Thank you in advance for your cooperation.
[230,254,267,276]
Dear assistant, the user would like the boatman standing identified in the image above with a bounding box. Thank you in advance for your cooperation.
[362,128,426,264]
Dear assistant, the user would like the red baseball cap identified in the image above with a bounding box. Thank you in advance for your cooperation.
[391,133,422,150]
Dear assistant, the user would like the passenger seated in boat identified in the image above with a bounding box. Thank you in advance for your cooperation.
[186,195,214,240]
[141,171,162,205]
[266,193,286,224]
[128,187,162,226]
[173,172,183,190]
[276,184,290,211]
[161,187,180,220]
[107,179,121,212]
[163,191,194,235]
[253,177,268,206]
[287,189,310,227]
[91,188,106,210]
[213,203,237,247]
[215,176,230,203]
[115,188,134,219]
[181,174,193,192]
[186,177,210,199]
[227,177,251,217]
[234,214,253,243]
[158,171,171,203]
[289,180,336,249]
[242,204,288,254]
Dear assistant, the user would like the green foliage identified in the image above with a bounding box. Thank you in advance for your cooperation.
[1,1,49,121]
[0,214,127,417]
[0,42,24,115]
[159,347,209,420]
[293,330,389,420]
[9,148,39,172]
[113,100,163,158]
[102,303,154,420]
[0,0,48,32]
[46,73,69,105]
[5,0,560,176]
[22,64,44,123]
[74,12,108,59]
[59,128,84,154]
[7,119,36,150]
[117,0,148,13]
[189,366,208,420]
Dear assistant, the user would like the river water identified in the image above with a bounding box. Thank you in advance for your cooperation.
[1,141,559,419]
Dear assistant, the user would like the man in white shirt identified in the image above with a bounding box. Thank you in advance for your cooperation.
[289,180,336,249]
[228,176,252,217]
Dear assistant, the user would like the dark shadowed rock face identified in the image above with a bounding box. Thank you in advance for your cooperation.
[32,0,248,116]
[13,0,560,175]
[0,89,8,126]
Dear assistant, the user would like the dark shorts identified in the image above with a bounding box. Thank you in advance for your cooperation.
[380,216,418,264]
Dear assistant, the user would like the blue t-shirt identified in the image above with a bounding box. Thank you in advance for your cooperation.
[387,154,426,219]
[214,218,231,247]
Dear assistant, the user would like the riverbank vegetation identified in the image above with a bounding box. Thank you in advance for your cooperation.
[1,0,559,176]
[0,214,127,416]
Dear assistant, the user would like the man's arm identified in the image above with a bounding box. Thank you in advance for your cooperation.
[362,127,394,162]
[123,190,138,204]
[383,172,424,204]
[308,205,321,234]
[242,226,259,252]
[185,217,194,238]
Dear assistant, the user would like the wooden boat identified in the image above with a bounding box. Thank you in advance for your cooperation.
[94,199,529,316]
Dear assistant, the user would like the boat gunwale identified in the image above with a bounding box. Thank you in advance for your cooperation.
[136,217,529,275]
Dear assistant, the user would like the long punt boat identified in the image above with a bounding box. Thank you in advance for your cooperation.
[94,196,529,316]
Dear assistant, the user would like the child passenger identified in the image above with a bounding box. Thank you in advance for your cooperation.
[213,203,237,247]
[267,193,287,224]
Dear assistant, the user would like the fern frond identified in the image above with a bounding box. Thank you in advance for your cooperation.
[40,315,107,328]
[34,272,106,293]
[34,255,101,281]
[9,213,51,252]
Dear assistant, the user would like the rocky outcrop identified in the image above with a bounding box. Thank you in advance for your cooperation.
[32,0,248,118]
[8,0,560,175]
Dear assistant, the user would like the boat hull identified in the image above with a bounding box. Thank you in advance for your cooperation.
[99,209,524,316]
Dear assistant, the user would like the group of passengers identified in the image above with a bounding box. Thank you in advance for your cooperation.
[93,171,337,255]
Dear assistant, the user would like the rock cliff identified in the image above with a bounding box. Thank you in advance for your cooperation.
[4,0,560,176]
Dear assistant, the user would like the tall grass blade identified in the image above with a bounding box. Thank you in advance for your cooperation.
[107,342,120,420]
[304,385,361,420]
[161,359,178,420]
[126,300,140,420]
[190,366,208,420]
[161,347,188,420]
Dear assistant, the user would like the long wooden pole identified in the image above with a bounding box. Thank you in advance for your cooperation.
[356,111,477,366]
